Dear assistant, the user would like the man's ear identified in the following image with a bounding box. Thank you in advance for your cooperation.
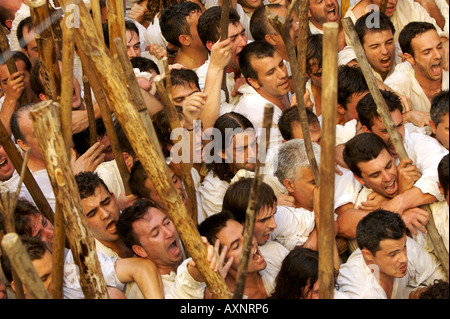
[429,120,437,135]
[4,19,13,30]
[122,152,135,172]
[247,77,260,90]
[361,248,375,264]
[354,173,367,188]
[337,103,346,115]
[178,34,192,47]
[283,178,295,193]
[16,138,28,153]
[437,181,444,196]
[206,41,214,52]
[403,52,415,66]
[264,34,277,46]
[361,125,371,133]
[132,245,148,259]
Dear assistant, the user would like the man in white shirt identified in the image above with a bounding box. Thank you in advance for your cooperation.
[337,209,445,299]
[385,22,449,114]
[429,90,449,150]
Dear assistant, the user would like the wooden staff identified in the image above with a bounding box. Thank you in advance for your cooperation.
[267,2,320,186]
[29,100,109,299]
[219,0,231,103]
[0,121,54,224]
[106,0,126,58]
[154,74,199,224]
[233,104,274,299]
[76,49,132,195]
[342,17,449,280]
[91,0,105,42]
[318,22,338,300]
[341,0,350,19]
[60,0,231,298]
[82,74,98,146]
[1,233,51,299]
[29,0,62,101]
[296,0,309,94]
[49,204,65,299]
[47,0,63,59]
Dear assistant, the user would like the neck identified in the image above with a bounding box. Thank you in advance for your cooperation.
[175,46,208,69]
[100,239,134,259]
[414,69,442,99]
[158,260,182,276]
[27,157,46,172]
[255,88,288,110]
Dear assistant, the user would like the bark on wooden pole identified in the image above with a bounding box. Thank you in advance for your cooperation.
[0,121,54,224]
[1,233,51,299]
[296,0,309,94]
[233,104,274,299]
[342,17,449,280]
[267,2,321,186]
[29,0,62,101]
[318,22,338,300]
[106,0,126,58]
[82,73,98,146]
[341,0,350,19]
[49,204,65,299]
[91,0,105,42]
[219,0,231,103]
[60,0,231,298]
[29,100,109,299]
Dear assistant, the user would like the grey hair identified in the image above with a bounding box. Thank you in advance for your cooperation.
[274,139,321,185]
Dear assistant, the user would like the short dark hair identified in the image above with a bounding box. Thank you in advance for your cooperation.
[357,89,403,130]
[197,5,241,50]
[13,199,43,237]
[438,154,449,197]
[239,40,277,82]
[355,12,395,46]
[222,177,276,224]
[116,199,159,250]
[197,210,236,250]
[430,90,449,127]
[114,120,136,159]
[160,1,201,47]
[343,133,390,178]
[30,60,46,97]
[337,65,369,110]
[419,279,449,299]
[130,56,160,74]
[152,108,183,159]
[10,103,34,144]
[250,4,282,41]
[306,34,323,76]
[74,171,111,200]
[16,16,33,50]
[103,19,140,49]
[399,21,436,57]
[170,68,200,90]
[356,209,406,255]
[129,161,152,202]
[278,106,319,141]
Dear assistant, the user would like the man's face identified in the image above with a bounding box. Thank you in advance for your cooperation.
[30,250,53,298]
[307,58,322,89]
[80,184,121,244]
[308,0,340,28]
[223,130,258,174]
[126,30,141,59]
[16,112,44,162]
[238,0,263,11]
[28,213,55,252]
[365,235,408,279]
[367,109,405,158]
[291,122,322,145]
[0,145,14,181]
[408,30,444,82]
[248,51,290,99]
[432,113,449,150]
[289,166,316,211]
[227,22,247,71]
[355,148,399,198]
[254,204,277,246]
[370,0,398,18]
[362,30,395,78]
[0,60,34,102]
[132,207,183,271]
[21,27,39,64]
[171,82,200,107]
[216,219,266,274]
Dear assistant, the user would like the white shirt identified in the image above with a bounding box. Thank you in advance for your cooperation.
[337,236,445,299]
[384,62,449,113]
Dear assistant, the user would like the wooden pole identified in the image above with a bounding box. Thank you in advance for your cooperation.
[59,0,232,298]
[90,0,105,42]
[341,0,349,19]
[82,73,98,146]
[318,22,338,300]
[267,2,320,186]
[219,0,231,103]
[233,104,274,299]
[49,204,65,299]
[106,0,126,58]
[342,17,449,280]
[29,0,62,101]
[296,0,309,94]
[29,100,109,299]
[0,121,54,224]
[1,233,51,299]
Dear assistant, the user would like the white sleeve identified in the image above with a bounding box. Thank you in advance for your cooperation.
[165,258,206,299]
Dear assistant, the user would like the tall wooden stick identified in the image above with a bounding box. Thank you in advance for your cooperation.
[296,0,309,94]
[233,104,274,299]
[49,203,65,299]
[1,233,51,299]
[219,0,231,103]
[342,17,449,280]
[341,0,350,19]
[82,73,98,146]
[267,2,320,186]
[30,100,109,299]
[61,0,231,298]
[90,0,105,42]
[318,22,338,300]
[106,0,126,58]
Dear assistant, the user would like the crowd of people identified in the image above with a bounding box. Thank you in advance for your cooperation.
[0,0,448,300]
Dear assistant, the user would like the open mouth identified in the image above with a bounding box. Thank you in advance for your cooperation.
[384,180,397,196]
[106,220,117,233]
[0,158,7,168]
[252,247,264,263]
[380,56,391,67]
[168,239,181,257]
[431,61,442,76]
[326,7,338,22]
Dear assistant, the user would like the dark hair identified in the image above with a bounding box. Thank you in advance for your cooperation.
[343,133,390,178]
[419,279,449,299]
[271,247,320,299]
[357,89,403,129]
[355,12,395,46]
[103,19,139,49]
[222,177,276,224]
[16,16,33,50]
[13,199,43,237]
[430,90,449,127]
[399,21,436,57]
[197,210,236,251]
[438,154,449,197]
[129,161,152,201]
[356,209,406,255]
[30,60,46,97]
[130,56,160,74]
[0,50,32,71]
[116,199,159,250]
[337,65,369,110]
[152,108,183,158]
[197,6,241,50]
[170,68,200,90]
[250,4,282,41]
[278,106,319,141]
[74,171,111,199]
[115,120,136,159]
[160,1,201,47]
[10,103,34,144]
[306,34,323,75]
[205,112,255,182]
[239,40,276,82]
